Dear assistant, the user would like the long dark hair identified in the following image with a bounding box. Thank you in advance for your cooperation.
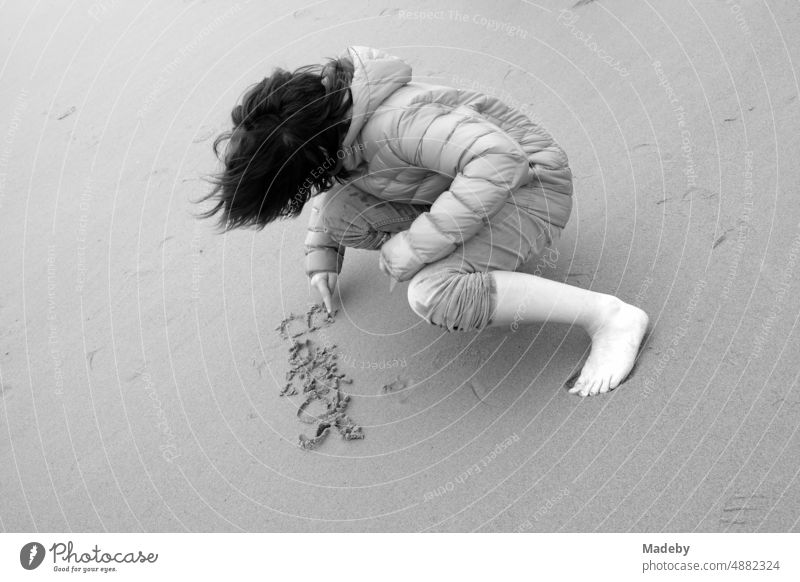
[197,57,353,231]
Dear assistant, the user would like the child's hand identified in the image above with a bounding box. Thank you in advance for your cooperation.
[378,254,399,293]
[378,253,392,278]
[309,271,338,314]
[379,231,425,282]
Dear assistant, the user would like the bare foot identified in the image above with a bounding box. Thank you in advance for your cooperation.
[568,297,649,397]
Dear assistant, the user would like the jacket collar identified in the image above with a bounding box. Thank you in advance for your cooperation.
[339,46,412,169]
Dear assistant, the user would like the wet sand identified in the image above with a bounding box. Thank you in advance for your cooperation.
[1,0,799,531]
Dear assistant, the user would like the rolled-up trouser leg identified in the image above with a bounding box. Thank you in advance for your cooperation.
[407,267,497,331]
[406,190,565,332]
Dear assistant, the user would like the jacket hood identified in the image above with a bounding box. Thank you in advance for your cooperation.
[339,46,412,168]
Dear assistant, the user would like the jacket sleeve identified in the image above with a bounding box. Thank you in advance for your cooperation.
[379,103,530,281]
[304,190,345,277]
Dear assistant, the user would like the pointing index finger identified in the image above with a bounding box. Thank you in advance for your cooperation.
[316,279,333,314]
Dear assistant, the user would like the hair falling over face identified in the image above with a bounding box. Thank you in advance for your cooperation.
[198,56,354,231]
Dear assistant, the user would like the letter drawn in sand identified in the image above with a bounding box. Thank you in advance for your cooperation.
[276,304,364,450]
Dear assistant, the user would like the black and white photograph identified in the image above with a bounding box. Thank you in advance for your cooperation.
[1,0,799,578]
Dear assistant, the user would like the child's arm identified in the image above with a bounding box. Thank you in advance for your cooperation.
[304,189,345,277]
[379,103,530,281]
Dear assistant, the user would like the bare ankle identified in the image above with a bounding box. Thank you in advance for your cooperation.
[585,294,624,336]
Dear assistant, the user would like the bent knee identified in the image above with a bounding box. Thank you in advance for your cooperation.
[407,269,495,331]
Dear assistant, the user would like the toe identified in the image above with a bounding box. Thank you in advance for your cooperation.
[568,377,586,394]
[581,379,598,397]
[588,378,603,396]
[598,375,613,394]
[607,373,624,392]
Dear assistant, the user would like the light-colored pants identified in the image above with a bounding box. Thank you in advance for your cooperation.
[322,186,566,331]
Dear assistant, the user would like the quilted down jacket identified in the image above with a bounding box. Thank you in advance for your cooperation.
[305,46,573,282]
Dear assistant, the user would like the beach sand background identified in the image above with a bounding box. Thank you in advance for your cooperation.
[1,0,799,532]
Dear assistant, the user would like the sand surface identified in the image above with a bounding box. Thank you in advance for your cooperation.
[2,0,800,532]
